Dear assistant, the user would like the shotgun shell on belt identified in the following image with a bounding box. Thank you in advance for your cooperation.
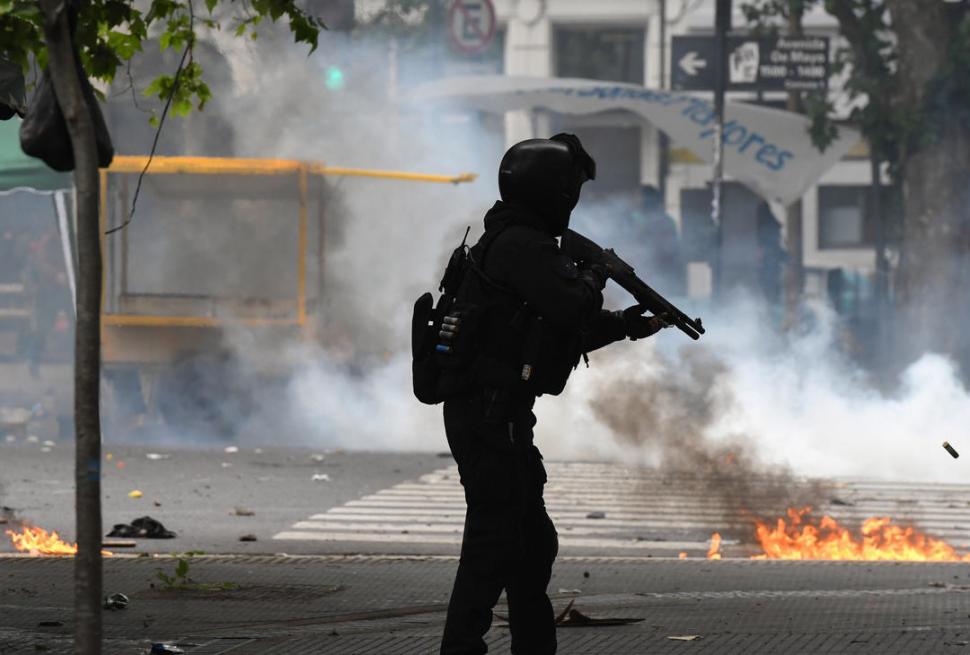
[943,441,960,459]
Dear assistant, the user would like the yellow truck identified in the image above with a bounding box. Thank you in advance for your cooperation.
[99,155,473,436]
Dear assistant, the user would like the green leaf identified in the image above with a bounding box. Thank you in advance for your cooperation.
[106,30,142,60]
[205,0,217,13]
[175,558,190,579]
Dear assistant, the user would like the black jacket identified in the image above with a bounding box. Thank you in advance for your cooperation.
[453,201,626,397]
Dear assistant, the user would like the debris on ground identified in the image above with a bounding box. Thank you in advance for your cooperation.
[127,490,142,499]
[150,644,185,654]
[667,635,703,641]
[36,621,63,627]
[585,511,606,519]
[146,453,171,461]
[232,506,255,516]
[311,473,331,482]
[829,497,853,506]
[224,446,239,454]
[557,588,582,594]
[311,454,325,462]
[552,599,644,627]
[239,534,257,542]
[103,593,129,610]
[102,539,137,548]
[107,516,176,539]
[583,571,590,579]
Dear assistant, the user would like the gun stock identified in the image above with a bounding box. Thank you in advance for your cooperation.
[561,229,705,341]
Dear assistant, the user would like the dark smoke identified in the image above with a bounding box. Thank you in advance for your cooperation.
[588,344,828,536]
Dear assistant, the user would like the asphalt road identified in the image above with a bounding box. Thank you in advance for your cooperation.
[7,439,970,561]
[0,440,450,555]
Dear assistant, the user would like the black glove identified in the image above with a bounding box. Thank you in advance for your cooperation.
[622,305,672,340]
[579,263,608,291]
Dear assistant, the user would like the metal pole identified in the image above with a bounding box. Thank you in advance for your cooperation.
[783,4,805,326]
[658,0,669,201]
[711,0,731,296]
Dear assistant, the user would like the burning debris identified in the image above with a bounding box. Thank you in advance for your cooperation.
[707,532,722,560]
[715,507,970,561]
[6,525,113,556]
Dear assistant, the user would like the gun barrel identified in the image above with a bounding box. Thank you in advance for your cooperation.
[562,229,705,341]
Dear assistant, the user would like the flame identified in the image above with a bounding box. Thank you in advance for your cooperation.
[751,507,970,561]
[707,532,722,560]
[5,526,112,556]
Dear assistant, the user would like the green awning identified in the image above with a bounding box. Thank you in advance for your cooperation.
[0,118,69,192]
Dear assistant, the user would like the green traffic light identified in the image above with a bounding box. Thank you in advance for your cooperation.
[325,65,345,91]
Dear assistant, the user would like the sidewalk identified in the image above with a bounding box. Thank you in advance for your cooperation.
[3,554,970,654]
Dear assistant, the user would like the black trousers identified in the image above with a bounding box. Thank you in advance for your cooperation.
[440,393,559,655]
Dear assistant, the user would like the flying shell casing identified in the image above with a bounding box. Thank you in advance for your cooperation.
[943,441,960,459]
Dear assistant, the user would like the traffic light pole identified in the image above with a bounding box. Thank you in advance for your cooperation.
[711,0,731,296]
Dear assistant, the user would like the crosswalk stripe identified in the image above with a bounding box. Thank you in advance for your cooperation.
[273,464,970,552]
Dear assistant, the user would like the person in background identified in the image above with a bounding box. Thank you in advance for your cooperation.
[627,185,686,296]
[755,201,788,307]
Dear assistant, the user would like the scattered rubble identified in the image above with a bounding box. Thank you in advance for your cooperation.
[553,600,644,627]
[232,506,255,517]
[107,516,176,539]
[668,635,703,641]
[311,473,331,482]
[150,644,184,654]
[585,511,606,519]
[103,593,129,610]
[239,534,257,542]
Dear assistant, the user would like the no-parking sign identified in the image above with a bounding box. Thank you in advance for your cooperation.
[448,0,497,55]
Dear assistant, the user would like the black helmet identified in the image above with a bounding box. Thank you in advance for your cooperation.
[498,133,596,236]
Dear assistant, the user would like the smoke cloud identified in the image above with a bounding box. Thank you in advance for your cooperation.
[96,21,970,492]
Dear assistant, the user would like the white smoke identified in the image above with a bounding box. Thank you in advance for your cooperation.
[107,23,970,486]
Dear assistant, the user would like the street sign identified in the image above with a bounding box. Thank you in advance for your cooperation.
[447,0,497,55]
[671,35,829,92]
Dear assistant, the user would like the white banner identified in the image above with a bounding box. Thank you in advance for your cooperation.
[409,75,860,207]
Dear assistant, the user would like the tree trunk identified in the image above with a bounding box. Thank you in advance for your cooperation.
[39,1,103,653]
[885,0,970,375]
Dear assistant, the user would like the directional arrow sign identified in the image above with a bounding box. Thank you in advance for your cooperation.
[678,51,708,77]
[671,37,716,90]
[671,35,829,92]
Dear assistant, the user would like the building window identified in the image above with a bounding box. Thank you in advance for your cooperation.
[551,27,645,195]
[554,26,645,84]
[817,186,877,249]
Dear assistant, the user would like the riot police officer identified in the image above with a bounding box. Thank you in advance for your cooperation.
[439,134,669,655]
